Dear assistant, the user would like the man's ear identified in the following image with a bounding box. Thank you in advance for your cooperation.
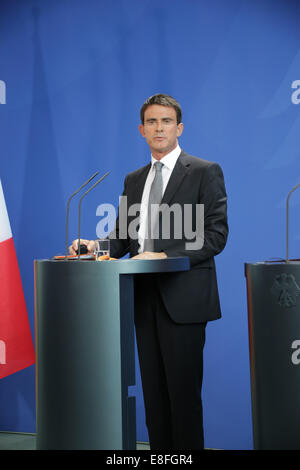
[138,124,145,137]
[177,122,184,137]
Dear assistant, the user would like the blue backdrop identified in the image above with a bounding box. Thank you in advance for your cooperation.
[1,0,300,450]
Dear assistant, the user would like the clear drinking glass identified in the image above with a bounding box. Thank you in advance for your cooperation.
[95,239,110,260]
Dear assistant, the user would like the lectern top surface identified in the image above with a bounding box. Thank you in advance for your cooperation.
[245,260,300,266]
[34,256,190,275]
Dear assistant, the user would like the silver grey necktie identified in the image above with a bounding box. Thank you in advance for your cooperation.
[144,161,164,252]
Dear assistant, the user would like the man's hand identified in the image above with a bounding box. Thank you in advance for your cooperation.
[69,239,96,256]
[131,251,167,260]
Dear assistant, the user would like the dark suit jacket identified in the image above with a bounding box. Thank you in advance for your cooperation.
[109,150,228,323]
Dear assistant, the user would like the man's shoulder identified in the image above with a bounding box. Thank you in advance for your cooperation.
[180,151,222,176]
[179,150,220,171]
[125,163,150,182]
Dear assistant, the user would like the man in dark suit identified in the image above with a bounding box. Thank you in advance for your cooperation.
[70,94,228,450]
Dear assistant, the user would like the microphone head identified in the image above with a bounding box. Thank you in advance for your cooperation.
[76,244,88,255]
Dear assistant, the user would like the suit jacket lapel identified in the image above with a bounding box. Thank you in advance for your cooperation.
[128,163,150,256]
[161,151,190,206]
[127,152,189,255]
[131,163,151,204]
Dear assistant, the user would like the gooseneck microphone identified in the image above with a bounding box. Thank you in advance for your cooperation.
[78,172,110,259]
[65,171,100,258]
[286,182,300,263]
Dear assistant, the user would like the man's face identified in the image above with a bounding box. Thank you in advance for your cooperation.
[138,105,183,160]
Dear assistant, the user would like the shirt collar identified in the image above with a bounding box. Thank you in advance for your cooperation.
[151,145,181,171]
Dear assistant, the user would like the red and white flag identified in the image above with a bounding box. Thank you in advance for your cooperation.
[0,180,35,379]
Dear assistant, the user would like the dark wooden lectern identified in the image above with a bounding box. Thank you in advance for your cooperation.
[245,261,300,450]
[34,257,189,450]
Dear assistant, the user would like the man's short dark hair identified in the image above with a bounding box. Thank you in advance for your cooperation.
[140,94,182,125]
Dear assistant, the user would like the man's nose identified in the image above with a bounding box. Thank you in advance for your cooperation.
[156,120,163,131]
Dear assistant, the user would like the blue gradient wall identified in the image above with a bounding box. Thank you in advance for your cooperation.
[1,0,300,449]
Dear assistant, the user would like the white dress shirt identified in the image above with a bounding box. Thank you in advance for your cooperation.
[138,145,181,253]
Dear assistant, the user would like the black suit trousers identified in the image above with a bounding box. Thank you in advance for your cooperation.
[134,275,207,450]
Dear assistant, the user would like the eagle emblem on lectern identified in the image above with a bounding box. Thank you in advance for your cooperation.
[271,273,300,308]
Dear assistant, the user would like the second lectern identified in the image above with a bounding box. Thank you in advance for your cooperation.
[245,261,300,450]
